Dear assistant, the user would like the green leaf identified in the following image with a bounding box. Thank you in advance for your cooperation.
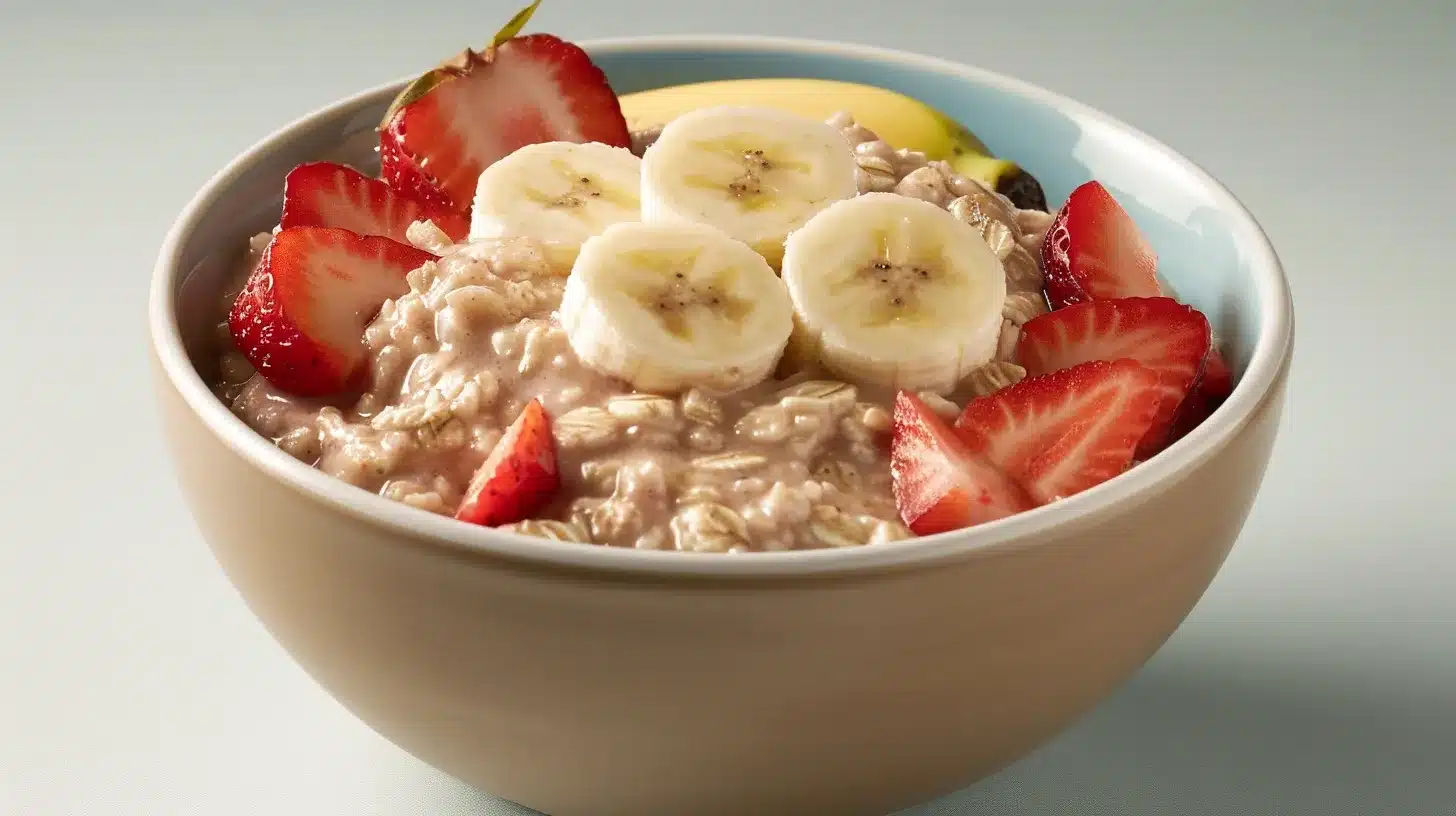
[376,0,543,130]
[491,0,543,48]
[379,69,448,129]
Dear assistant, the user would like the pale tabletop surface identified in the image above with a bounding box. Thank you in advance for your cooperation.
[3,1,1453,814]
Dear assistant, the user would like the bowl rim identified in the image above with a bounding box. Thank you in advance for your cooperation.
[149,34,1293,578]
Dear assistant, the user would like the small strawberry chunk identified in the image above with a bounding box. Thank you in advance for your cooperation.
[1197,346,1234,403]
[227,227,435,397]
[891,392,1035,535]
[1167,347,1235,443]
[953,360,1164,504]
[280,161,469,245]
[1042,180,1161,310]
[456,399,559,527]
[1016,296,1212,458]
[379,31,631,210]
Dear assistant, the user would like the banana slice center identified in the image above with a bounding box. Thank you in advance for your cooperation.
[520,158,639,224]
[825,217,966,328]
[681,136,813,212]
[616,248,752,341]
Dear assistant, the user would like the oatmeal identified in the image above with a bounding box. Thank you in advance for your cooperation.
[213,7,1233,550]
[214,109,1058,550]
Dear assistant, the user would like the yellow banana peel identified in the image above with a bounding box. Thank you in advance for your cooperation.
[618,78,1020,187]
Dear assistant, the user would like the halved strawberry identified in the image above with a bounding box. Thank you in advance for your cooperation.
[891,391,1035,535]
[1016,297,1212,459]
[1042,180,1161,310]
[280,161,470,245]
[456,399,559,527]
[378,134,457,213]
[377,1,631,210]
[227,227,434,397]
[953,359,1164,504]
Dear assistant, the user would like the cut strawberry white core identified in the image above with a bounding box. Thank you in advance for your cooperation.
[281,161,470,245]
[227,227,434,397]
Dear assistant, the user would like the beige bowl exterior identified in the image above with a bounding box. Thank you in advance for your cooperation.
[152,352,1286,816]
[149,37,1293,816]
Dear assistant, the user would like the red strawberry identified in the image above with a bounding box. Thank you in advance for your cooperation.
[1037,178,1236,445]
[377,2,631,210]
[378,135,458,213]
[891,391,1035,535]
[456,398,559,527]
[953,359,1164,504]
[1016,297,1212,459]
[1167,347,1235,443]
[227,227,434,397]
[280,161,470,245]
[1042,180,1161,310]
[1197,347,1234,402]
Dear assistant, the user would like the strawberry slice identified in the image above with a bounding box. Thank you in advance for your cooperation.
[227,227,434,397]
[456,398,559,527]
[1167,347,1235,443]
[377,2,631,210]
[891,391,1035,535]
[1016,297,1212,459]
[279,161,470,245]
[1038,179,1236,442]
[1042,180,1161,310]
[953,359,1164,504]
[1197,346,1234,402]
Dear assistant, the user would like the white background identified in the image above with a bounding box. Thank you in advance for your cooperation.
[2,0,1453,813]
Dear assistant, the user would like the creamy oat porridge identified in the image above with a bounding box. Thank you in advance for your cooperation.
[212,2,1234,552]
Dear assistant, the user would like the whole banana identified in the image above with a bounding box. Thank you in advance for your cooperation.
[618,77,1047,211]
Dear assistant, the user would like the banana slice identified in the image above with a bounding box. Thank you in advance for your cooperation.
[560,221,794,395]
[781,192,1006,394]
[469,141,642,270]
[639,105,857,269]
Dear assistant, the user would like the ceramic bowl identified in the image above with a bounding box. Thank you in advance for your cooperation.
[148,36,1293,816]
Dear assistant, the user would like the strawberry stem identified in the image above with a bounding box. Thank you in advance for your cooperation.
[377,0,543,131]
[491,0,543,49]
[379,71,447,130]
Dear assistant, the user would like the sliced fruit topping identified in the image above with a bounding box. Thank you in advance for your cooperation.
[639,104,859,267]
[227,227,434,397]
[1041,180,1160,310]
[469,140,642,267]
[379,133,458,213]
[1167,347,1235,443]
[456,398,559,527]
[280,161,470,245]
[559,220,793,394]
[1196,345,1234,403]
[953,359,1164,504]
[1036,179,1236,441]
[780,192,1006,394]
[891,391,1034,535]
[1016,297,1211,459]
[377,1,631,210]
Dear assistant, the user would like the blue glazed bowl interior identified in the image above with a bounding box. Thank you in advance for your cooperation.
[594,43,1262,376]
